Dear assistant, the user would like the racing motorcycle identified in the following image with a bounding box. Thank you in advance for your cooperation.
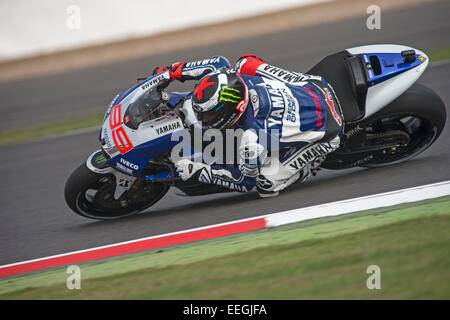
[64,44,446,219]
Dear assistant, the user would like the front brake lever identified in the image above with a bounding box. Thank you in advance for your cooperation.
[136,76,148,83]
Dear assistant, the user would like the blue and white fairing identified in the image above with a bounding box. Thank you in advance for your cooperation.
[99,55,231,177]
[99,71,187,177]
[346,44,429,118]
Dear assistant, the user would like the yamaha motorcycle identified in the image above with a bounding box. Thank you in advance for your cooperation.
[64,44,446,219]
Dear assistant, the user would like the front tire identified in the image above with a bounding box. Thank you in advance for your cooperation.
[64,163,169,220]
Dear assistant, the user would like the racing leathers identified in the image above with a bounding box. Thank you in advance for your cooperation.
[165,55,344,197]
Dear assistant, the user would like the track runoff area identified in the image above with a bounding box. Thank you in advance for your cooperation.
[1,180,449,278]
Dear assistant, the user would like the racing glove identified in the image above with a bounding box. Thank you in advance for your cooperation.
[152,66,168,75]
[236,53,266,76]
[152,62,186,81]
[238,53,265,63]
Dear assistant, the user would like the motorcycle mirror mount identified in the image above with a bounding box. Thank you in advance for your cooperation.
[160,89,170,103]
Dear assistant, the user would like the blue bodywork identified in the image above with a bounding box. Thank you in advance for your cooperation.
[101,75,192,181]
[361,52,425,86]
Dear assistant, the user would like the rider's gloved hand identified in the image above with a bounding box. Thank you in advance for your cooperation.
[152,66,169,75]
[152,62,185,81]
[175,159,211,181]
[168,62,185,81]
[236,53,266,76]
[238,53,265,63]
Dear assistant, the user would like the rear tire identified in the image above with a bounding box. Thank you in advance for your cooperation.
[361,84,446,167]
[64,163,169,220]
[321,84,446,169]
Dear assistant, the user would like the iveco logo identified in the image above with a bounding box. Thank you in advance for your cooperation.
[120,158,139,170]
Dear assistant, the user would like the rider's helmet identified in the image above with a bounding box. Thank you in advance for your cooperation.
[192,70,248,131]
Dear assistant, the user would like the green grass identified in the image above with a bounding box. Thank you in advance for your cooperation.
[0,113,104,146]
[1,196,449,299]
[429,45,450,63]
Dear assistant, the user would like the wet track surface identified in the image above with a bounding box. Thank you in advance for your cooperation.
[1,1,449,265]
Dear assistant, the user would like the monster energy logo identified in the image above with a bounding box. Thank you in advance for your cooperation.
[219,86,241,103]
[94,153,107,164]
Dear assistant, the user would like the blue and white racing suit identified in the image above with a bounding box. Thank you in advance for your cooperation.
[167,55,344,197]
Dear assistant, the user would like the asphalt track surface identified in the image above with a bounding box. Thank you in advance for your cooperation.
[1,1,450,265]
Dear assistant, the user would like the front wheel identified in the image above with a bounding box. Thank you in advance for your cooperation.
[64,163,169,220]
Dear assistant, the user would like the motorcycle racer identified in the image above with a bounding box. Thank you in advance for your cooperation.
[155,54,344,197]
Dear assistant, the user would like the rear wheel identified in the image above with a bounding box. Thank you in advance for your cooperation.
[321,84,446,169]
[362,84,445,167]
[64,163,169,220]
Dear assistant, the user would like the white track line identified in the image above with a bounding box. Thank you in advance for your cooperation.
[266,181,450,227]
[1,180,449,277]
[266,180,450,227]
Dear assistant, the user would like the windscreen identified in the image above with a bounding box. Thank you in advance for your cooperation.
[124,89,165,129]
